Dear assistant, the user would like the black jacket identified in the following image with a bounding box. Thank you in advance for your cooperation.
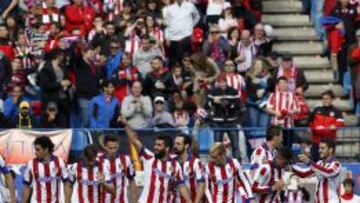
[73,57,102,99]
[143,68,172,99]
[39,113,68,128]
[38,61,68,104]
[0,56,11,98]
[205,86,246,124]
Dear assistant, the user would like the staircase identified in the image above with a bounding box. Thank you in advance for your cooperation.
[262,0,358,126]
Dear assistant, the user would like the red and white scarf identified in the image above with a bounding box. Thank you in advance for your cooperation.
[125,32,141,56]
[42,2,59,24]
[14,45,33,69]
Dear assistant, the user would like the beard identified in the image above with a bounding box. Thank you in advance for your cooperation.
[154,150,166,159]
[174,147,185,155]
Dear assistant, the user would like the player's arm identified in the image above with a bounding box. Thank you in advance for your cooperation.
[251,165,271,194]
[178,184,192,203]
[122,117,143,151]
[235,160,254,201]
[4,172,16,203]
[129,179,138,203]
[311,161,340,178]
[22,161,33,203]
[99,169,115,195]
[64,181,72,203]
[21,185,31,203]
[194,160,205,203]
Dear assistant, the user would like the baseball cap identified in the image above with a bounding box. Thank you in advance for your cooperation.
[154,96,165,103]
[19,101,30,109]
[46,102,58,111]
[223,2,231,10]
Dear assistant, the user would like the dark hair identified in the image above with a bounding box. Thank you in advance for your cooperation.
[172,63,182,71]
[156,134,173,150]
[321,90,335,99]
[104,134,119,145]
[227,26,239,40]
[152,55,163,62]
[34,136,55,153]
[277,146,293,162]
[142,34,151,41]
[104,21,115,27]
[101,80,115,90]
[84,144,99,160]
[320,138,336,152]
[47,48,63,61]
[266,125,282,141]
[176,133,192,146]
[276,76,287,84]
[343,178,355,187]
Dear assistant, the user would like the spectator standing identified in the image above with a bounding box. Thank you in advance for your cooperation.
[347,29,360,118]
[272,54,308,94]
[308,90,344,161]
[38,48,72,121]
[0,51,11,99]
[119,81,153,129]
[0,24,15,60]
[252,23,273,56]
[164,0,200,66]
[266,77,299,146]
[145,15,165,52]
[143,56,172,99]
[91,21,121,56]
[64,0,96,36]
[205,73,245,160]
[227,27,241,60]
[88,80,120,128]
[218,2,238,37]
[148,96,175,128]
[73,45,103,127]
[246,58,271,131]
[39,102,67,128]
[104,40,123,80]
[111,52,142,103]
[132,35,163,77]
[205,0,225,25]
[235,29,256,74]
[223,59,246,101]
[202,24,231,66]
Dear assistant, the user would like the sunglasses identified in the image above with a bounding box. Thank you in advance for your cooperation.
[47,108,57,112]
[211,31,220,34]
[110,46,119,49]
[155,101,164,105]
[224,64,234,67]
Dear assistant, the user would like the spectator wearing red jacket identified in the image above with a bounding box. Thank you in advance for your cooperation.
[64,0,96,36]
[111,52,142,103]
[0,24,15,60]
[308,90,344,161]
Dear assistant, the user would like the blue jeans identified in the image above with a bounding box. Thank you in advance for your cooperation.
[78,98,90,128]
[311,0,325,39]
[247,106,270,137]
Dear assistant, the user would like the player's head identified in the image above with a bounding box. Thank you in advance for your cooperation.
[343,178,355,194]
[266,126,283,148]
[104,134,120,159]
[319,138,336,159]
[274,147,293,167]
[209,142,227,166]
[84,144,99,164]
[154,134,173,159]
[34,136,55,159]
[174,134,192,155]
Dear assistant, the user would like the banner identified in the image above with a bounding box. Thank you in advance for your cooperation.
[0,129,72,164]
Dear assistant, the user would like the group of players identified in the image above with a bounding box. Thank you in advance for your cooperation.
[0,120,345,203]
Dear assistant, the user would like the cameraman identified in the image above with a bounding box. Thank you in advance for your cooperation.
[205,73,246,161]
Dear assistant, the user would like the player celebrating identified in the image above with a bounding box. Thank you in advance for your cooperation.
[0,154,16,203]
[172,134,206,203]
[22,136,71,203]
[98,134,138,203]
[252,147,293,203]
[123,117,192,203]
[67,144,115,203]
[293,138,341,203]
[204,142,255,203]
[250,125,283,168]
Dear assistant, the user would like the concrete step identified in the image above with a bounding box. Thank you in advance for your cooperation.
[273,27,319,40]
[304,71,335,83]
[294,56,331,69]
[336,143,359,158]
[263,1,303,13]
[304,84,344,98]
[262,14,312,27]
[343,114,359,126]
[306,99,351,112]
[273,42,323,55]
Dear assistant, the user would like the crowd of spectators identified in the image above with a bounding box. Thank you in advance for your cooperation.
[0,0,350,160]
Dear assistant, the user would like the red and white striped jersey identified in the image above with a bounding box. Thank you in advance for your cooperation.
[68,160,112,203]
[251,161,283,203]
[285,190,304,203]
[138,147,185,203]
[23,155,69,203]
[204,158,254,203]
[172,155,205,203]
[225,73,246,99]
[250,143,276,169]
[267,91,299,128]
[292,157,341,203]
[98,153,135,203]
